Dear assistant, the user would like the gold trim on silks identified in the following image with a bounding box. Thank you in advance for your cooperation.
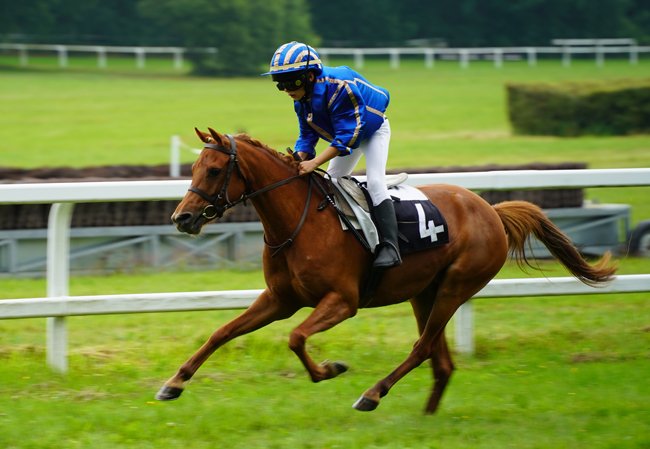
[307,79,362,151]
[328,82,345,108]
[306,113,334,141]
[269,57,322,73]
[365,106,385,118]
[343,83,362,148]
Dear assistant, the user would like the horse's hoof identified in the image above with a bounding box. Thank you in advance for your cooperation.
[352,395,379,412]
[329,361,349,376]
[320,360,348,379]
[155,385,184,401]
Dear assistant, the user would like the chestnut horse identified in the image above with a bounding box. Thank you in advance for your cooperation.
[156,128,616,413]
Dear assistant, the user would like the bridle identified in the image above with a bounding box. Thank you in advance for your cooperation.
[188,135,249,220]
[187,134,310,255]
[188,134,305,220]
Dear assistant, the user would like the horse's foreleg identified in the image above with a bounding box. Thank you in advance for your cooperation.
[288,292,356,383]
[156,290,297,401]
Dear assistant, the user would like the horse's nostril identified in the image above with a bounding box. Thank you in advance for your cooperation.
[172,212,193,224]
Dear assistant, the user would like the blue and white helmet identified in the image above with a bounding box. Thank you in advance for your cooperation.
[261,41,323,76]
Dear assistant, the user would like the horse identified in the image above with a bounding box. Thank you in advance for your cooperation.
[156,127,616,413]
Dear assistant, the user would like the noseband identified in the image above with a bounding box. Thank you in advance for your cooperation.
[188,134,304,220]
[188,135,251,219]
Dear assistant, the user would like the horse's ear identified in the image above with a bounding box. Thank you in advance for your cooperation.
[207,127,225,146]
[195,127,209,143]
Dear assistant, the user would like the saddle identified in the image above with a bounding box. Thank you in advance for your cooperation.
[329,174,450,255]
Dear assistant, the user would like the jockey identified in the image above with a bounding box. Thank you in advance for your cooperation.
[262,41,401,268]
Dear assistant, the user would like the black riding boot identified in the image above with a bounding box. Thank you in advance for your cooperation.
[372,199,402,268]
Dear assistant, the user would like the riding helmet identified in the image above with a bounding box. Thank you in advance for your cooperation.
[261,41,323,77]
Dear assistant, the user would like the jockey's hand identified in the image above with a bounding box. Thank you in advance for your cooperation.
[298,159,319,176]
[297,151,314,161]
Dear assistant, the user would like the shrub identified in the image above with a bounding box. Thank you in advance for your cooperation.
[507,79,650,136]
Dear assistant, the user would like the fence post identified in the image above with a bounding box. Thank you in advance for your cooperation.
[170,135,181,177]
[460,49,469,69]
[630,46,639,65]
[562,46,571,67]
[46,202,74,373]
[173,49,184,70]
[389,49,400,69]
[19,45,28,66]
[97,47,107,69]
[596,44,604,67]
[455,301,474,354]
[526,48,537,66]
[56,45,68,68]
[354,49,364,69]
[494,49,503,68]
[424,49,435,68]
[135,48,146,69]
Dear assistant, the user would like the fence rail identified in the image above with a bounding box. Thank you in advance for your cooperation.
[1,168,649,372]
[0,43,217,70]
[319,44,649,68]
[3,275,649,320]
[1,42,647,70]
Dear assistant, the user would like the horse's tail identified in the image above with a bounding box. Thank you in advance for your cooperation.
[493,200,617,286]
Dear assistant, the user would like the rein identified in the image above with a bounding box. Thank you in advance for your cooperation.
[187,135,307,255]
[188,135,302,220]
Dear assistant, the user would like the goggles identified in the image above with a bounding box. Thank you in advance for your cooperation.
[274,73,307,91]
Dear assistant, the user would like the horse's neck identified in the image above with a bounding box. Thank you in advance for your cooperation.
[245,150,313,242]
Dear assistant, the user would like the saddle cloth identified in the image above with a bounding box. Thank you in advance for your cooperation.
[331,175,450,255]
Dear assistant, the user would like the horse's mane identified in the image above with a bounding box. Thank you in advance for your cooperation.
[234,133,298,167]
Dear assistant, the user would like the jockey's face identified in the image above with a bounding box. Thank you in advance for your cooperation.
[284,85,307,101]
[274,72,314,101]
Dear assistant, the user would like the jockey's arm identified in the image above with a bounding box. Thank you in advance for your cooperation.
[298,145,339,175]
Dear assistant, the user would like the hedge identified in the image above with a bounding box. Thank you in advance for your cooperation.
[506,79,650,136]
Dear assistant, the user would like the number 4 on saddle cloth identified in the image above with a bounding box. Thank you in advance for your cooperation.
[330,174,450,255]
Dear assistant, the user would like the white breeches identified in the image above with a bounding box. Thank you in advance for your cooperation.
[326,119,391,207]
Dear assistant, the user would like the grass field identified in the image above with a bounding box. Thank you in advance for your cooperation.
[0,262,649,449]
[2,56,649,221]
[1,56,649,448]
[1,57,649,169]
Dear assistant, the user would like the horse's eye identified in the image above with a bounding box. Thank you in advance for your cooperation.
[207,167,221,178]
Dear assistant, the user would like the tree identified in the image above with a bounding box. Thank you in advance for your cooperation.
[308,0,650,47]
[138,0,317,76]
[309,0,407,46]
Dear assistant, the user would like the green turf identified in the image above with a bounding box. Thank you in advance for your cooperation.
[1,57,648,169]
[0,262,649,449]
[2,57,649,223]
[1,56,649,448]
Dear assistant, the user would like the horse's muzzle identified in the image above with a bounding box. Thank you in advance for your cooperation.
[171,211,203,235]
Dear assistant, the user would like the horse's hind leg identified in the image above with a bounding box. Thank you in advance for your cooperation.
[353,270,485,413]
[156,289,297,401]
[426,334,454,413]
[409,294,455,414]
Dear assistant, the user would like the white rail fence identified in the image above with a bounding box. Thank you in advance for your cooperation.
[320,44,648,69]
[0,43,217,70]
[1,41,647,70]
[1,168,649,373]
